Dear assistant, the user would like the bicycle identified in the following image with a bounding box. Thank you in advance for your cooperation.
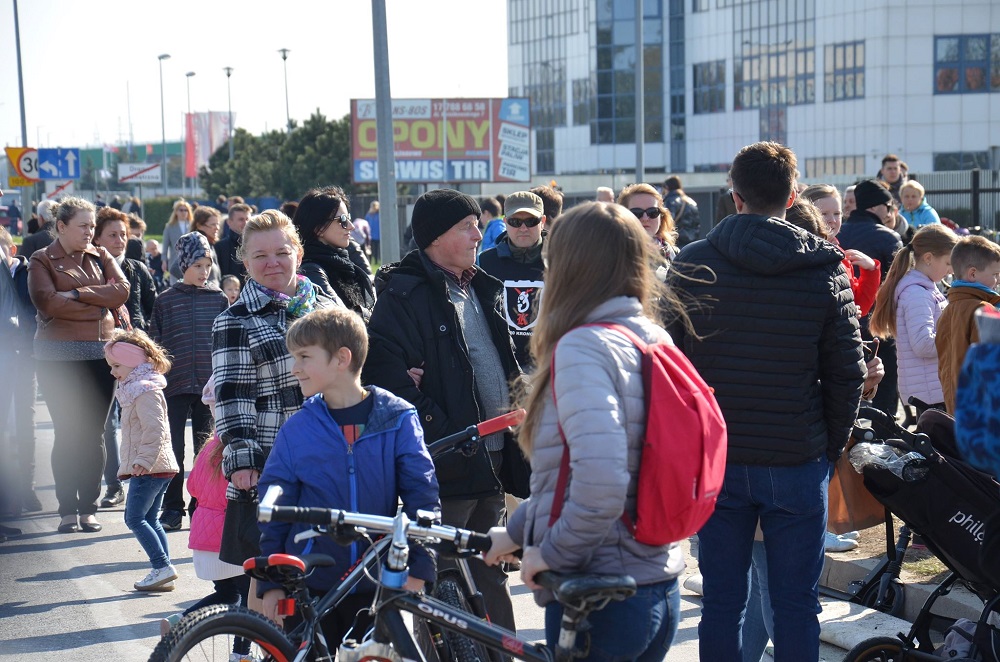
[150,487,636,662]
[150,411,634,662]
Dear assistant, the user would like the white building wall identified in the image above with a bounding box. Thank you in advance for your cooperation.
[508,0,1000,179]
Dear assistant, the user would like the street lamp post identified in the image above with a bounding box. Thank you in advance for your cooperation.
[224,67,234,160]
[278,49,291,132]
[158,53,171,196]
[185,71,195,197]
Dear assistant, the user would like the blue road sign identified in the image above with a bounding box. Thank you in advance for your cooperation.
[37,148,81,180]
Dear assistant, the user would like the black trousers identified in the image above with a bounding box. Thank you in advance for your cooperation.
[163,393,214,513]
[36,358,115,517]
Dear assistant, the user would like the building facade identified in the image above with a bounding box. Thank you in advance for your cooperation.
[507,0,1000,179]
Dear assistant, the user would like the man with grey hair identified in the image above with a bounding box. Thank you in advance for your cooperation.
[20,200,58,258]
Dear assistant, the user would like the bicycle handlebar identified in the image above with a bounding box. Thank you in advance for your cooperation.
[425,409,525,458]
[258,485,494,554]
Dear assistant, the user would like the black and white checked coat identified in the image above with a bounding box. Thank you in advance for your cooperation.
[211,280,338,500]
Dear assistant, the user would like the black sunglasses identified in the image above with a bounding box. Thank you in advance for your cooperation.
[630,207,663,220]
[329,213,351,229]
[506,217,542,228]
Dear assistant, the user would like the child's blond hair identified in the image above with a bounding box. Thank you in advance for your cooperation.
[106,329,172,374]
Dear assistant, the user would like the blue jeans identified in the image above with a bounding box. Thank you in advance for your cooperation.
[545,578,680,662]
[698,458,829,662]
[102,399,122,491]
[742,541,774,662]
[124,475,172,569]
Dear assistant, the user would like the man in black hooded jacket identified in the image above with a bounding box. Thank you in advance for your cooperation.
[669,142,865,662]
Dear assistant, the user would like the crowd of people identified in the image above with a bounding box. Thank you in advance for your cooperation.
[0,142,995,662]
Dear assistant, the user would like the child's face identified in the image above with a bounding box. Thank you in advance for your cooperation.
[900,188,923,212]
[223,281,240,304]
[289,344,337,398]
[969,260,1000,290]
[182,257,213,287]
[107,358,134,382]
[925,252,952,283]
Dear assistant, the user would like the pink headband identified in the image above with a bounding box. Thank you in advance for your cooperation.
[104,341,148,368]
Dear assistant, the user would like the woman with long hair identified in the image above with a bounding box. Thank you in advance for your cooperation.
[485,201,687,660]
[292,186,374,321]
[617,183,678,265]
[869,224,957,414]
[161,200,193,283]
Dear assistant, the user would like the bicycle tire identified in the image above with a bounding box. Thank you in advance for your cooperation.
[149,604,296,662]
[433,578,491,662]
[842,636,906,662]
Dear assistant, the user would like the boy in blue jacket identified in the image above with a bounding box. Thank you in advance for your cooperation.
[258,307,440,643]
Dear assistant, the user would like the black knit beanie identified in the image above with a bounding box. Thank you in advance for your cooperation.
[411,189,481,250]
[854,180,893,211]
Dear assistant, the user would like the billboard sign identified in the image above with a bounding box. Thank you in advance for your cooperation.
[351,97,531,183]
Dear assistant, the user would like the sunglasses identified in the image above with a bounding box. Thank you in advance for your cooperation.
[330,214,351,229]
[506,217,542,228]
[630,207,663,220]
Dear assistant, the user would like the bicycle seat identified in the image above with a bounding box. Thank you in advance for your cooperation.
[537,572,637,607]
[243,553,336,583]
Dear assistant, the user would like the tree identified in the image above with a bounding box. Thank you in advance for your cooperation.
[197,112,370,202]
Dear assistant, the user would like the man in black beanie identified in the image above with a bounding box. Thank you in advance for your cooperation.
[363,189,528,634]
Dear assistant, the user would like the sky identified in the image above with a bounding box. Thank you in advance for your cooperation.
[0,0,509,150]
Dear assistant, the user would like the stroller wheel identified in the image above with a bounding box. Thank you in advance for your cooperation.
[843,636,906,661]
[860,579,906,617]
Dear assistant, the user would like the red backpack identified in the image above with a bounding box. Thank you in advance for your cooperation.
[548,323,728,546]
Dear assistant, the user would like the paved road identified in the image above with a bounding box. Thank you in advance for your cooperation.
[0,401,846,661]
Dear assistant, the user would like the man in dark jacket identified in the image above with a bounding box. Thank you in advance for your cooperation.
[477,190,546,368]
[215,203,250,281]
[363,189,526,634]
[669,142,865,662]
[837,179,904,418]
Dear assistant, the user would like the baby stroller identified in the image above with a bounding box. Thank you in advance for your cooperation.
[842,406,1000,661]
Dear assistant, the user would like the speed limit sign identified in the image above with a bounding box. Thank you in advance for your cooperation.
[5,147,40,187]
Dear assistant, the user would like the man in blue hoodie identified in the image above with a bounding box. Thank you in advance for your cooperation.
[669,142,866,662]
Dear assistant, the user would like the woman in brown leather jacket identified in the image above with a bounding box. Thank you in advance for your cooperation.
[28,197,129,533]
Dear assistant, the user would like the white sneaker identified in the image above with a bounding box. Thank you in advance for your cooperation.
[824,531,859,553]
[839,530,860,541]
[135,565,179,591]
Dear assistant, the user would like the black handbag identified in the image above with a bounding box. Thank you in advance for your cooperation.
[218,488,262,566]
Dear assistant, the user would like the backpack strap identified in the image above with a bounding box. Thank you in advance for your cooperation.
[547,323,647,531]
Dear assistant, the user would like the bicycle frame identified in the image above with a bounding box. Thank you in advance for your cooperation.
[358,588,554,662]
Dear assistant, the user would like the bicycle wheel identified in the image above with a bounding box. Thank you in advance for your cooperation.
[149,604,296,662]
[842,636,907,662]
[433,578,491,662]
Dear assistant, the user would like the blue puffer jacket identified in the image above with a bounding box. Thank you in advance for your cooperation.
[258,386,440,595]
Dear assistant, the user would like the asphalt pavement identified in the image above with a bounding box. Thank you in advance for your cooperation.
[0,400,848,661]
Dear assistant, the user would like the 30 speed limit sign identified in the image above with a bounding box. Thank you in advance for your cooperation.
[5,147,40,188]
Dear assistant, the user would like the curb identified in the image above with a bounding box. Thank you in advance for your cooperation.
[681,552,984,654]
[822,554,983,625]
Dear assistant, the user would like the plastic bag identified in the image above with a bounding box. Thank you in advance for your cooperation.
[848,442,930,481]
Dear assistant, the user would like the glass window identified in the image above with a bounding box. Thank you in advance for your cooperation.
[693,60,726,114]
[933,151,990,170]
[934,34,993,94]
[824,40,865,101]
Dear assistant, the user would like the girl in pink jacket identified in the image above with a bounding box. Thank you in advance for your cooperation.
[160,377,250,640]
